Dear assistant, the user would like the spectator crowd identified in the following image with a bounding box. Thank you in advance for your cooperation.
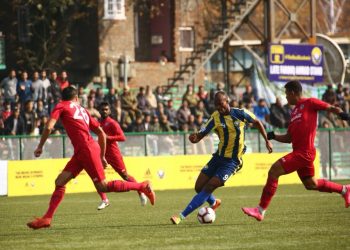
[0,69,349,137]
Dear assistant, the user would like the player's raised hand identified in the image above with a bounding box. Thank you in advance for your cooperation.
[189,133,199,143]
[34,147,42,157]
[266,140,273,153]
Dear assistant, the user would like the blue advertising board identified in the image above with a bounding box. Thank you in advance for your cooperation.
[268,44,323,83]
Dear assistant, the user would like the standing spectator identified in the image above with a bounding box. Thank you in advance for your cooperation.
[40,70,51,106]
[94,87,105,108]
[177,100,192,131]
[104,87,118,106]
[86,97,100,119]
[335,83,345,109]
[322,84,336,105]
[78,86,88,107]
[57,71,70,90]
[21,100,37,135]
[242,84,254,104]
[16,71,32,104]
[48,71,61,113]
[143,113,152,132]
[155,86,169,104]
[1,69,17,105]
[145,85,157,110]
[4,106,25,135]
[182,84,199,110]
[228,84,240,102]
[343,87,350,113]
[31,71,44,104]
[164,99,178,131]
[136,86,151,114]
[253,99,270,128]
[270,97,288,128]
[192,100,210,121]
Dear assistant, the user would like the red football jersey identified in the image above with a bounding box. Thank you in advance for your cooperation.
[51,101,100,152]
[288,98,329,152]
[100,116,125,156]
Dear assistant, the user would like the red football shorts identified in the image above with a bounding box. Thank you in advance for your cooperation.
[106,152,127,176]
[64,142,105,183]
[279,151,316,178]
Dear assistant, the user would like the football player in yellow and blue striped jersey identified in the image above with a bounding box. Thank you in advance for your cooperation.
[171,91,273,225]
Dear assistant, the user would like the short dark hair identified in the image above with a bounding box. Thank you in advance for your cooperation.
[214,91,228,104]
[99,101,110,109]
[284,80,302,94]
[62,86,78,101]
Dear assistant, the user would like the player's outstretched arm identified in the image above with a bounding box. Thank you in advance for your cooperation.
[267,131,292,143]
[252,119,273,153]
[34,118,57,157]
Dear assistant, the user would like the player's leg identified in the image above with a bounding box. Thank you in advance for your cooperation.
[301,173,350,208]
[242,159,286,221]
[194,172,219,209]
[27,170,74,229]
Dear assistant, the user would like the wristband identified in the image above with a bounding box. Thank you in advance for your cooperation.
[267,131,275,140]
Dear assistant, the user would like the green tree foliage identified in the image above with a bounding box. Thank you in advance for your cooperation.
[0,0,96,71]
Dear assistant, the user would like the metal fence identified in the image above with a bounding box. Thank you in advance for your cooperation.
[1,128,349,180]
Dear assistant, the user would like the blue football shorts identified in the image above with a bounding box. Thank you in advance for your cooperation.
[201,154,242,183]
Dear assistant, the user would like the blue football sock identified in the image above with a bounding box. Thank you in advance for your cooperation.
[207,194,216,206]
[181,191,211,218]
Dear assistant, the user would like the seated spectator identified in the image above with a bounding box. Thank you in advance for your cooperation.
[343,87,350,113]
[270,97,288,128]
[155,86,169,104]
[150,114,160,132]
[1,102,12,121]
[187,114,197,132]
[38,115,49,134]
[197,85,208,102]
[159,115,173,132]
[4,106,25,135]
[154,102,166,119]
[21,100,37,135]
[335,83,345,109]
[130,115,145,132]
[229,99,239,108]
[120,85,138,120]
[36,99,49,119]
[253,98,270,128]
[143,113,152,132]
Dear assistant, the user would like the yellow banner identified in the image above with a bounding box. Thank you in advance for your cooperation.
[7,153,319,196]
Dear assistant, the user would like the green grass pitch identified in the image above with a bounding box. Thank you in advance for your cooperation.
[1,182,350,250]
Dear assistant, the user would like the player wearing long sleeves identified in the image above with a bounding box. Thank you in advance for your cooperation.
[27,87,155,230]
[242,80,350,221]
[96,102,148,209]
[170,91,273,224]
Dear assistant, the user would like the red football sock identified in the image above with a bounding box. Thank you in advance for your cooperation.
[317,179,343,193]
[43,186,66,219]
[259,176,278,210]
[98,191,108,201]
[125,175,142,195]
[107,180,143,192]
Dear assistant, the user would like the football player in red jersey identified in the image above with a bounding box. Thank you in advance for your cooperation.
[242,80,350,221]
[27,86,155,230]
[96,102,148,209]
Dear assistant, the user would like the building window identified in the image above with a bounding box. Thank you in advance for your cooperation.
[179,27,194,52]
[104,0,126,20]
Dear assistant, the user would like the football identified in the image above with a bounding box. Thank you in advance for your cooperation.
[197,207,216,224]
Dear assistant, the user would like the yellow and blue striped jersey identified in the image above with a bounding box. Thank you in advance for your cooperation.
[198,108,256,159]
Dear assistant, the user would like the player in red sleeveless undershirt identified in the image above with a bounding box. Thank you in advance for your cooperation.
[242,80,350,221]
[96,102,147,210]
[27,86,155,230]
